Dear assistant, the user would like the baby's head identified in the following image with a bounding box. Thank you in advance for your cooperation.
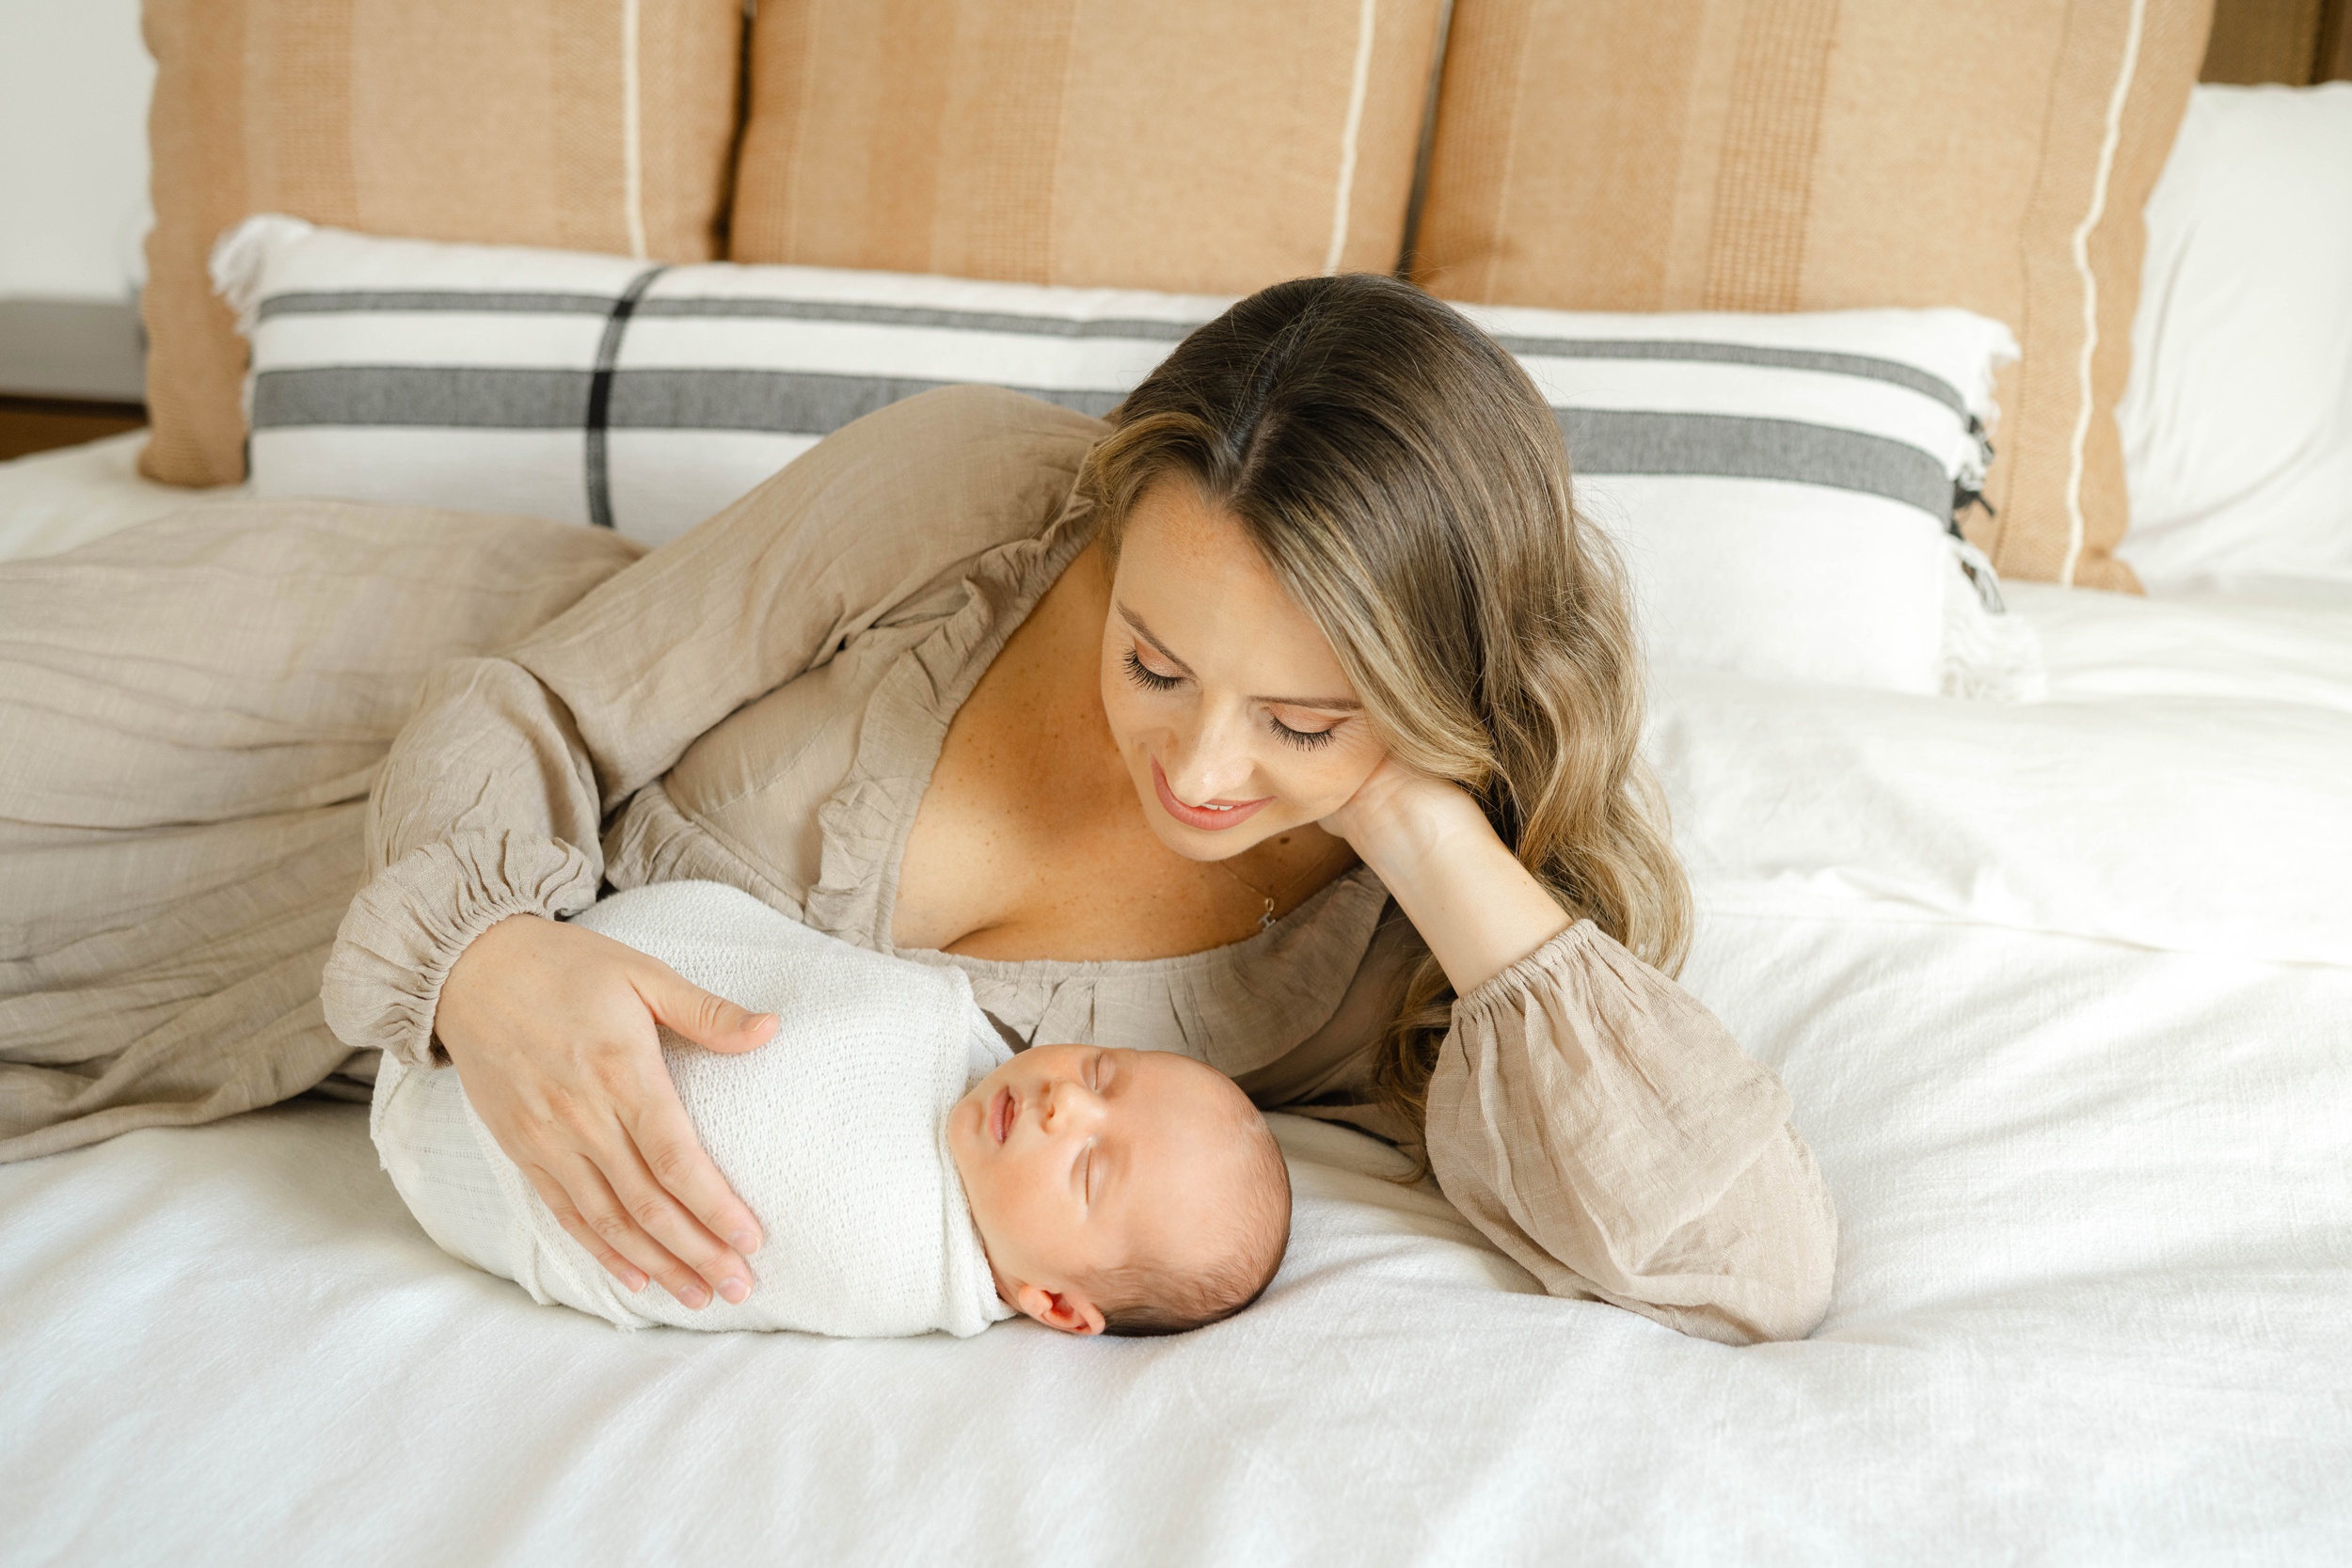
[947,1044,1291,1337]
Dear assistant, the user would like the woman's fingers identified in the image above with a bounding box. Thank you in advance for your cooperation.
[518,1161,650,1294]
[639,963,779,1058]
[632,965,772,1258]
[611,1077,762,1296]
[430,915,762,1307]
[556,1144,733,1310]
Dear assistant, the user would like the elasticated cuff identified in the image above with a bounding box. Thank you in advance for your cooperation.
[320,832,601,1067]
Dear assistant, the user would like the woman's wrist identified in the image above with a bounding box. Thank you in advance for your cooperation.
[1334,768,1572,996]
[1329,766,1489,872]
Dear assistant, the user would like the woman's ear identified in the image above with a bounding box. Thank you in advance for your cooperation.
[1013,1281,1106,1336]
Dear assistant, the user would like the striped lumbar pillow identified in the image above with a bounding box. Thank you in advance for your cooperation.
[1461,302,2027,697]
[216,214,2032,697]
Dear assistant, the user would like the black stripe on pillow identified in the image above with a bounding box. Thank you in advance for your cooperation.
[583,267,666,529]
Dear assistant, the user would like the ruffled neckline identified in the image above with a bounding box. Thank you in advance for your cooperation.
[799,490,1392,1078]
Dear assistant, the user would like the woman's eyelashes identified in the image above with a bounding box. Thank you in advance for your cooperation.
[1123,645,1343,753]
[1121,645,1182,692]
[1266,713,1339,752]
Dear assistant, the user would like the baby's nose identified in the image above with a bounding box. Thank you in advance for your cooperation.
[1044,1075,1104,1131]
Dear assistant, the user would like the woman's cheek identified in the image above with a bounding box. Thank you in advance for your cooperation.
[1274,731,1387,819]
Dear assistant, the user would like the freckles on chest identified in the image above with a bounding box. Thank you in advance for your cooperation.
[893,681,1268,961]
[893,705,1206,958]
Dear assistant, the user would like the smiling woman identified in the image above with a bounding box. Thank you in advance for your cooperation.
[316,276,1837,1343]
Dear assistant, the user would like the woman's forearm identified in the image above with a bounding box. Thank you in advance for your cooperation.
[1336,770,1572,996]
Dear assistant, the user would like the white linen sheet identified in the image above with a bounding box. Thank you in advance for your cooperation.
[0,431,247,562]
[3,551,2348,1562]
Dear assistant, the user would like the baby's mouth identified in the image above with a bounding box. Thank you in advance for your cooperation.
[989,1085,1015,1146]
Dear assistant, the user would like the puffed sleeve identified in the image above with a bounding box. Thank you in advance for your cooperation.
[1423,921,1838,1345]
[320,387,1105,1066]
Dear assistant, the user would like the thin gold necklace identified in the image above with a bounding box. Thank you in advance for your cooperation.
[1214,846,1325,931]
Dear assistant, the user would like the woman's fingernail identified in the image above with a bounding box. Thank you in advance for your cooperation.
[626,1272,648,1293]
[718,1277,749,1305]
[731,1229,761,1255]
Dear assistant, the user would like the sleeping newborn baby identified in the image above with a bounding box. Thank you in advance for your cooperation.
[372,881,1291,1338]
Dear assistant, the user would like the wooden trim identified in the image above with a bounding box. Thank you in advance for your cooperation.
[2321,0,2351,79]
[0,396,147,463]
[2202,0,2324,83]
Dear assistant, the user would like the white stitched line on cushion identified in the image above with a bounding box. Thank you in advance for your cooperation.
[1324,0,1378,275]
[622,0,648,261]
[2060,0,2146,587]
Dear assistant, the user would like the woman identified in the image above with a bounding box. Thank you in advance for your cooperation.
[9,276,1833,1342]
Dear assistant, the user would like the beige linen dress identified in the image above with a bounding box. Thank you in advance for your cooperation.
[318,386,1836,1344]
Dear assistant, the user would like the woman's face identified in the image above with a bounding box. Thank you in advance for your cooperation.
[1099,478,1389,861]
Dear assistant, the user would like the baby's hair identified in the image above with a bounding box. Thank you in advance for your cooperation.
[1096,1095,1293,1338]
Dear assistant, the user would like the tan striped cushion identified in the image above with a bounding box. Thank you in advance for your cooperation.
[138,0,745,488]
[1413,0,2216,591]
[726,0,1446,294]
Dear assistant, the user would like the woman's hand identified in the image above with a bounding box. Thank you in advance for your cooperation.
[433,912,779,1308]
[1321,755,1573,996]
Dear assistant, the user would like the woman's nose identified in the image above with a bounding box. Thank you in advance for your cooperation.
[1164,704,1259,802]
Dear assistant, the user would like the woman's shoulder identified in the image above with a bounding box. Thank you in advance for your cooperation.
[688,386,1107,601]
[818,386,1105,518]
[891,383,1107,447]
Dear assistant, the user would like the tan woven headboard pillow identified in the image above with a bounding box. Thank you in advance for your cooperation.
[726,0,1446,293]
[1414,0,2215,591]
[139,0,745,489]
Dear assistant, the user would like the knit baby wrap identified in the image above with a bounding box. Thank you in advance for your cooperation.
[372,881,1014,1337]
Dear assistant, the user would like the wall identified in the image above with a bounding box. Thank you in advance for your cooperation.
[0,0,154,301]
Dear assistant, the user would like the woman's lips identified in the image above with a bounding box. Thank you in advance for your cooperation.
[989,1085,1013,1146]
[1152,759,1273,833]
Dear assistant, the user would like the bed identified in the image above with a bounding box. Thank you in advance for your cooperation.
[5,84,2350,1563]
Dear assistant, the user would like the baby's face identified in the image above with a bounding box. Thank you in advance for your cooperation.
[947,1043,1248,1334]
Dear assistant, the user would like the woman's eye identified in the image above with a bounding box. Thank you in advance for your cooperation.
[1267,714,1339,752]
[1122,646,1183,692]
[1082,1148,1094,1203]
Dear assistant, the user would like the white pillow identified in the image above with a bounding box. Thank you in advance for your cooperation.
[216,214,2031,697]
[2119,84,2352,588]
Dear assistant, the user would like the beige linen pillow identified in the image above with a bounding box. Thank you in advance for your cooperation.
[1412,0,2215,591]
[726,0,1447,293]
[139,0,745,488]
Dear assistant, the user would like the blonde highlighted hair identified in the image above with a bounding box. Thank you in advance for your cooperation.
[1081,275,1691,1135]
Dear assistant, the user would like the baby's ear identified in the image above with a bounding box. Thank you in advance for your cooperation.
[1015,1282,1106,1337]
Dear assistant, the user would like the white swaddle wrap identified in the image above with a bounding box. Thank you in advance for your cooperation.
[372,881,1014,1337]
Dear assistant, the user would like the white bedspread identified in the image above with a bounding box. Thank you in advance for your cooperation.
[0,431,248,562]
[3,448,2348,1560]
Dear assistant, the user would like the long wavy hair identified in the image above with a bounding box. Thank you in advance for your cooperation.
[1080,274,1691,1138]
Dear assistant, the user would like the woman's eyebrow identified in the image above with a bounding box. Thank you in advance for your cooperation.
[1117,604,1195,675]
[1116,603,1362,712]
